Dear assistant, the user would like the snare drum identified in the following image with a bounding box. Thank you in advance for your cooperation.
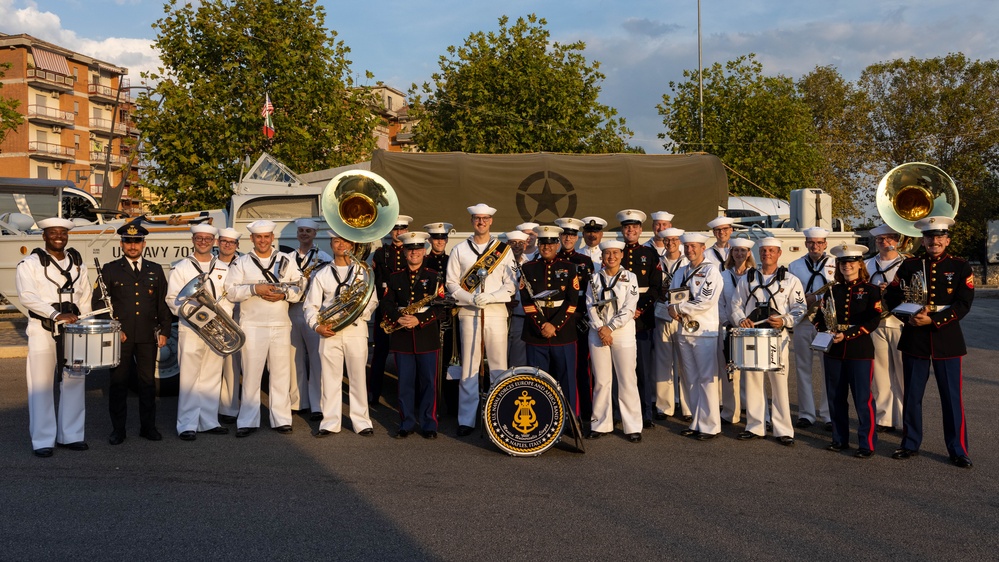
[63,318,121,373]
[728,327,782,371]
[484,367,567,457]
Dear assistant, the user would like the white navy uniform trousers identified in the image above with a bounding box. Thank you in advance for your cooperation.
[303,263,376,433]
[788,254,836,423]
[729,269,806,438]
[225,250,302,429]
[289,247,332,411]
[654,255,690,417]
[866,255,905,429]
[587,268,643,435]
[445,237,516,428]
[670,261,724,436]
[167,256,233,433]
[17,251,92,450]
[718,268,744,423]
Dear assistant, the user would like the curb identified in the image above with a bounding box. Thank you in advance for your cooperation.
[0,346,28,359]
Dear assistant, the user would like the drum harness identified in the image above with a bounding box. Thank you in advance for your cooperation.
[745,266,789,329]
[28,248,83,333]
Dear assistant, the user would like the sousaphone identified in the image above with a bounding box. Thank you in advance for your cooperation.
[876,162,959,239]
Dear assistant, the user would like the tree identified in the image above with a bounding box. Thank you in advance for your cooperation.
[658,54,825,202]
[855,54,999,259]
[135,0,376,212]
[409,14,633,154]
[0,63,24,145]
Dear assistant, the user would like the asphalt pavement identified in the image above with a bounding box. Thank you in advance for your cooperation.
[1,296,998,560]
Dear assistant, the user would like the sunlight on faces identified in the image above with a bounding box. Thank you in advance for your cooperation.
[837,259,862,281]
[559,232,577,252]
[538,240,560,260]
[653,220,672,234]
[712,225,732,244]
[730,246,751,265]
[121,238,145,260]
[622,223,642,244]
[404,246,425,267]
[683,241,705,263]
[251,232,273,254]
[601,248,623,270]
[297,227,317,245]
[805,238,827,259]
[42,227,69,253]
[922,233,950,257]
[330,236,355,261]
[430,237,448,253]
[758,246,781,267]
[471,215,492,236]
[218,237,238,259]
[583,230,603,247]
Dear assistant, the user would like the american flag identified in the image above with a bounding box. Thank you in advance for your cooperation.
[261,93,275,139]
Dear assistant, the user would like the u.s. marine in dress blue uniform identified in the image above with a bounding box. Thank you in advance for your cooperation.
[381,231,443,439]
[369,214,414,406]
[815,243,883,458]
[883,216,974,468]
[521,225,580,414]
[555,217,595,418]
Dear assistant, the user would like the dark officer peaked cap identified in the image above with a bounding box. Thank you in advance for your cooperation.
[117,219,149,239]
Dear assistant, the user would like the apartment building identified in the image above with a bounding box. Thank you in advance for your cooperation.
[370,84,417,152]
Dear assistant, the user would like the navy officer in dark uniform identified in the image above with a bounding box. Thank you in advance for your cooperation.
[617,209,663,428]
[520,225,580,413]
[381,231,443,439]
[815,243,883,458]
[94,221,172,444]
[884,216,974,468]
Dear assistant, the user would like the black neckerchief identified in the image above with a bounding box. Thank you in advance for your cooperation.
[680,263,705,288]
[331,263,355,298]
[712,247,726,270]
[296,247,318,268]
[188,255,218,298]
[804,255,829,292]
[249,252,280,283]
[466,237,494,259]
[871,256,902,285]
[661,256,683,288]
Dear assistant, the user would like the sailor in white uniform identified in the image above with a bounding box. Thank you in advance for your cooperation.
[505,230,531,367]
[669,232,724,440]
[288,218,333,417]
[579,216,607,268]
[216,227,242,422]
[225,219,303,437]
[445,203,516,436]
[865,223,905,432]
[16,217,93,457]
[787,226,837,428]
[704,216,735,270]
[585,240,643,442]
[652,227,691,420]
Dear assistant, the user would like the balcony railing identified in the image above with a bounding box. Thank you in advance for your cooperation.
[88,82,122,102]
[89,117,128,136]
[28,141,76,160]
[26,68,75,92]
[89,182,103,196]
[27,104,75,126]
[90,151,129,168]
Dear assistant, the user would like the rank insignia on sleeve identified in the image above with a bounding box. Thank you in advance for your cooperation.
[966,274,974,289]
[573,277,580,291]
[874,300,883,313]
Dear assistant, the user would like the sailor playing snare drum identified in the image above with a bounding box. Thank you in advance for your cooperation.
[729,237,806,445]
[15,217,93,457]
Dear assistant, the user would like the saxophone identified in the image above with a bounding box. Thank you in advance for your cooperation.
[380,288,441,334]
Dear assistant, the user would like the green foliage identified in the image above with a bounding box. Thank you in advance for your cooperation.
[658,54,824,201]
[856,54,999,259]
[0,63,24,145]
[135,0,376,212]
[409,14,632,154]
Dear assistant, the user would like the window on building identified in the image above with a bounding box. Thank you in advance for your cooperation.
[74,101,79,115]
[37,166,48,180]
[74,134,80,150]
[72,67,78,80]
[35,94,47,107]
[387,96,393,111]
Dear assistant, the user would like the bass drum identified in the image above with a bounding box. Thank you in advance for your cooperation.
[484,366,567,457]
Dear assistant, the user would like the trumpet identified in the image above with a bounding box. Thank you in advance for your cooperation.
[235,280,306,294]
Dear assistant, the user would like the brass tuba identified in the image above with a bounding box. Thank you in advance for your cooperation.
[317,170,399,331]
[177,274,246,356]
[876,162,959,239]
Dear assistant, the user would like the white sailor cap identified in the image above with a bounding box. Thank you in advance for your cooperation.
[802,227,829,240]
[218,228,241,240]
[191,224,219,236]
[729,237,756,249]
[599,240,626,252]
[707,216,735,229]
[424,222,453,238]
[37,217,76,231]
[247,220,277,234]
[554,217,585,234]
[394,215,414,228]
[295,218,320,230]
[534,225,563,243]
[516,221,539,232]
[869,224,899,238]
[758,237,782,248]
[503,230,530,242]
[830,243,867,261]
[651,211,675,222]
[468,204,497,216]
[680,232,711,245]
[656,228,685,239]
[616,209,646,226]
[400,231,430,248]
[581,216,607,231]
[914,216,954,235]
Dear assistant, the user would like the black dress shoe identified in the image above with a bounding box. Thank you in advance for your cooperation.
[643,420,655,429]
[178,431,197,441]
[358,428,374,436]
[456,425,474,437]
[235,427,255,438]
[765,421,773,431]
[314,429,334,438]
[824,421,833,431]
[274,425,293,434]
[108,431,126,445]
[422,430,438,440]
[679,428,698,437]
[57,441,89,451]
[951,455,973,469]
[891,448,918,460]
[681,415,693,423]
[827,442,850,452]
[778,436,795,447]
[654,412,668,420]
[855,449,874,459]
[875,424,896,433]
[309,412,324,422]
[795,419,813,429]
[737,431,764,441]
[139,427,163,441]
[33,447,54,458]
[696,432,717,441]
[218,415,237,424]
[721,418,733,426]
[393,430,411,439]
[585,431,606,440]
[627,433,642,443]
[202,426,229,435]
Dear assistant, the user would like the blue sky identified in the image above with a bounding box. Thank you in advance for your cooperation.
[2,0,997,153]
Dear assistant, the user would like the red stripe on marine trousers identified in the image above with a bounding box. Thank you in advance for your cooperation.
[957,356,968,454]
[865,360,876,451]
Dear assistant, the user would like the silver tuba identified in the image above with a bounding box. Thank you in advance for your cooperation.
[317,170,399,331]
[177,274,246,356]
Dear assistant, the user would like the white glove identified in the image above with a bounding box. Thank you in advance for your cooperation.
[473,293,493,307]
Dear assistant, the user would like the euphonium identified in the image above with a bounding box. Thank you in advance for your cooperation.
[177,274,246,356]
